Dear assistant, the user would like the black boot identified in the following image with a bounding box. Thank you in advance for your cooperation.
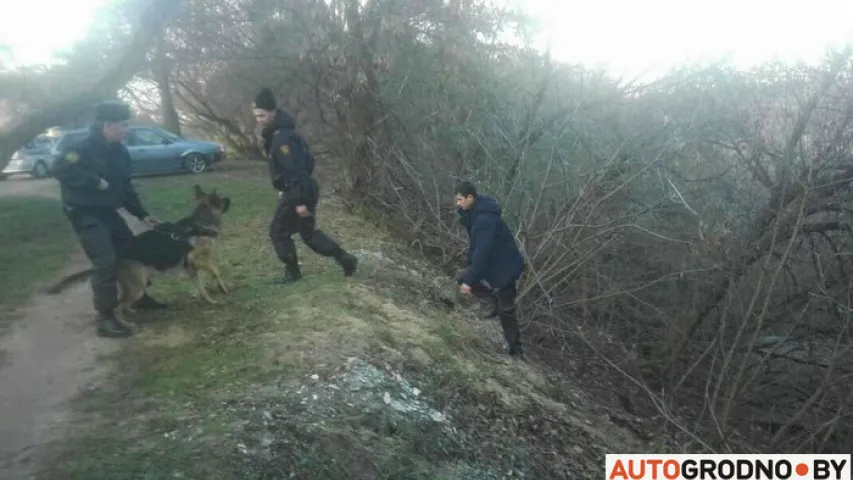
[337,251,358,277]
[131,293,168,311]
[96,314,133,338]
[275,262,303,285]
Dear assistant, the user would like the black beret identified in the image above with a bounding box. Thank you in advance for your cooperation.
[253,87,277,111]
[94,100,131,123]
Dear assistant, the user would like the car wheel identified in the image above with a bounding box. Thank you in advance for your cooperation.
[184,154,207,174]
[31,161,48,179]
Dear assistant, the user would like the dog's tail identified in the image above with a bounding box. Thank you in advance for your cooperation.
[43,268,96,294]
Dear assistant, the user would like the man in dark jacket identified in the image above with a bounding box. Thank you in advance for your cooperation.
[252,87,358,284]
[455,181,525,357]
[53,100,166,338]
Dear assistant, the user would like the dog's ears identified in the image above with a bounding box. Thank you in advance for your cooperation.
[221,197,231,213]
[194,184,205,199]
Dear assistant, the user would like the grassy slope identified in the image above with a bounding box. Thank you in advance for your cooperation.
[0,195,77,328]
[36,164,646,479]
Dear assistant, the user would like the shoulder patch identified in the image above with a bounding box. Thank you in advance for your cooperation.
[64,151,80,164]
[279,144,290,155]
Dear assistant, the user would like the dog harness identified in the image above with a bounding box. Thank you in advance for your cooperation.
[121,221,220,272]
[153,220,219,242]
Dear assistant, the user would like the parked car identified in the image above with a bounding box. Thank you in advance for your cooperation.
[1,135,56,179]
[47,125,226,177]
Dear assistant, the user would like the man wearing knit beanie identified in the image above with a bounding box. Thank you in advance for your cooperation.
[252,87,358,283]
[51,99,166,338]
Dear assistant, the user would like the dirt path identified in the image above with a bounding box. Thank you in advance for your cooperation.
[0,177,59,200]
[0,178,144,479]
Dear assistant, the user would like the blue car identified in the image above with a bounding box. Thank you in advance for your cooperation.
[50,125,227,176]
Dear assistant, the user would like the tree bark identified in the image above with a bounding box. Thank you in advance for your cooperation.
[154,33,181,135]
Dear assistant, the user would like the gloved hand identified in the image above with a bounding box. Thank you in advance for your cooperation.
[143,216,161,228]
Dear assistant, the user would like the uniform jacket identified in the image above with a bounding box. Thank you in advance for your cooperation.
[52,125,149,219]
[261,110,317,207]
[458,195,525,290]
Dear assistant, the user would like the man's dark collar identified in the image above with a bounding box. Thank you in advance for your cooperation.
[88,124,121,146]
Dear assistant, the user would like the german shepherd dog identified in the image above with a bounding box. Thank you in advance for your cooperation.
[45,185,231,330]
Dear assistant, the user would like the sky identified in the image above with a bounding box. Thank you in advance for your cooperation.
[521,0,853,81]
[1,0,852,80]
[0,0,113,67]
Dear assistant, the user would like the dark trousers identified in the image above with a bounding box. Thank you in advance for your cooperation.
[65,206,133,315]
[470,280,521,353]
[269,196,343,267]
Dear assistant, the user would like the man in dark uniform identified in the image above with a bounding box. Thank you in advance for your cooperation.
[53,100,166,338]
[455,181,525,357]
[252,87,358,283]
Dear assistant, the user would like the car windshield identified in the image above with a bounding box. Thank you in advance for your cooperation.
[160,129,182,140]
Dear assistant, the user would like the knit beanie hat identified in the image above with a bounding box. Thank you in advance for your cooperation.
[94,100,131,123]
[253,88,277,111]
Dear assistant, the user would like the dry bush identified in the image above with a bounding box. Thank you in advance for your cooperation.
[340,35,853,453]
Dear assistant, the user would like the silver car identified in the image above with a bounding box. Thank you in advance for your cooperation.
[1,136,56,179]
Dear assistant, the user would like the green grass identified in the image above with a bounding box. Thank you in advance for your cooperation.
[34,166,637,479]
[0,195,77,321]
